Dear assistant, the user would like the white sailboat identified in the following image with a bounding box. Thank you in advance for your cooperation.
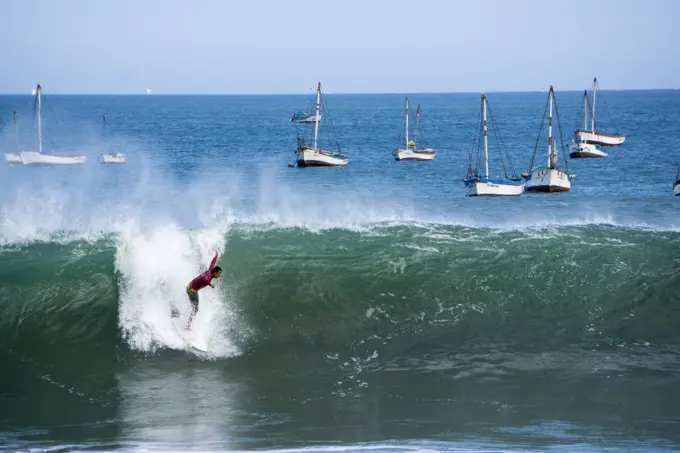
[523,86,572,193]
[99,115,126,164]
[4,110,22,165]
[674,168,680,196]
[294,82,348,167]
[572,77,625,148]
[392,98,435,161]
[16,85,86,166]
[569,90,608,158]
[464,94,524,196]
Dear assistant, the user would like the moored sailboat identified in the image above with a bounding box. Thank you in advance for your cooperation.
[16,85,86,166]
[294,82,348,167]
[392,98,435,161]
[569,90,608,158]
[463,93,523,196]
[572,77,625,150]
[523,86,572,193]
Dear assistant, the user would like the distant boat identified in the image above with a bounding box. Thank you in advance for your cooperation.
[4,110,22,165]
[392,98,435,161]
[522,86,572,193]
[9,85,86,166]
[146,88,151,95]
[464,93,524,196]
[294,82,348,167]
[291,111,322,123]
[569,89,608,158]
[99,115,126,164]
[572,77,625,149]
[674,168,680,196]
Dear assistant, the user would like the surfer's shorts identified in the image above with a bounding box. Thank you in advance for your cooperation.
[186,285,199,310]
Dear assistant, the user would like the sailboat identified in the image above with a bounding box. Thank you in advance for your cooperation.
[16,85,86,166]
[294,82,348,167]
[290,110,322,123]
[99,115,126,164]
[569,88,608,158]
[464,93,523,196]
[392,98,435,161]
[674,168,680,196]
[523,86,572,193]
[4,110,22,165]
[571,77,625,154]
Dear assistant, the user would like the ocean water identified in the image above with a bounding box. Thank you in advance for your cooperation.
[0,90,679,453]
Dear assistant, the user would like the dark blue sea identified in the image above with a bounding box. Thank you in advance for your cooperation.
[0,89,679,452]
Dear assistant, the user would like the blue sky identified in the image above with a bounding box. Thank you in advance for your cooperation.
[1,0,679,94]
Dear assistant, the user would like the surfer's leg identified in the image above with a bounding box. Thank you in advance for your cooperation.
[185,289,199,329]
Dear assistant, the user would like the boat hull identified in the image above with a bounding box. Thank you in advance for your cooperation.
[4,153,22,165]
[392,148,435,161]
[674,181,680,196]
[575,130,625,146]
[296,147,348,167]
[464,177,524,196]
[19,151,86,166]
[569,141,608,158]
[100,153,126,164]
[524,168,571,192]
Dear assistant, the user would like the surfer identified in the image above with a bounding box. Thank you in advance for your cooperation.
[185,251,222,330]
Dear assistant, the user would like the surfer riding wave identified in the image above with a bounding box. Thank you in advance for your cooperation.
[183,251,222,330]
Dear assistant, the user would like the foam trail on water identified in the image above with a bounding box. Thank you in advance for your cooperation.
[115,221,239,358]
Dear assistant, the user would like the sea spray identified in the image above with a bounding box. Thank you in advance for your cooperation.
[114,221,239,357]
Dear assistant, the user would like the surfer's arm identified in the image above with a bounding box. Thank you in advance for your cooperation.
[209,252,218,270]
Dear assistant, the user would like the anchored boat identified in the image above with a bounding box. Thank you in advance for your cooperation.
[392,98,435,161]
[463,93,523,196]
[294,82,348,167]
[10,85,86,166]
[523,86,572,193]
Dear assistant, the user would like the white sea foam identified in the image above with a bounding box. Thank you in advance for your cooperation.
[114,221,239,358]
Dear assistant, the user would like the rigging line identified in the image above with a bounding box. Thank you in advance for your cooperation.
[599,90,620,135]
[527,93,550,174]
[474,106,484,177]
[553,92,569,174]
[320,89,340,153]
[467,107,482,178]
[492,116,508,179]
[488,104,511,179]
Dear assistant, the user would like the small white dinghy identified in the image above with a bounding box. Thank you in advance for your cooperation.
[99,115,126,164]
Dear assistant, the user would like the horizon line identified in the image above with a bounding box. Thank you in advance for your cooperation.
[0,87,678,96]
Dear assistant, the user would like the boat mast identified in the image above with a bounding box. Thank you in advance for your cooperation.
[37,84,42,154]
[582,90,588,131]
[548,86,554,169]
[591,77,597,133]
[313,82,321,150]
[482,94,488,178]
[405,97,409,149]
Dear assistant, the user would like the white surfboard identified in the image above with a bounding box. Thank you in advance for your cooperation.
[173,320,208,352]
